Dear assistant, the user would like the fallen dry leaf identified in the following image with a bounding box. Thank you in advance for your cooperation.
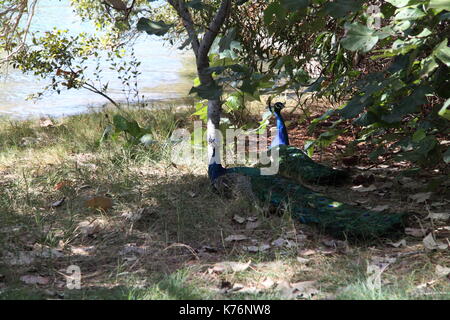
[405,228,427,238]
[121,208,147,222]
[84,196,113,211]
[296,257,310,264]
[77,220,101,236]
[426,212,450,221]
[276,280,318,299]
[409,192,432,203]
[70,246,96,256]
[224,234,248,242]
[431,201,448,207]
[371,205,389,212]
[232,215,246,224]
[243,244,270,253]
[415,280,438,291]
[54,180,71,190]
[245,221,261,230]
[272,238,286,247]
[232,285,260,294]
[211,260,251,273]
[299,249,316,256]
[261,278,275,289]
[423,233,448,250]
[435,265,450,277]
[388,239,407,248]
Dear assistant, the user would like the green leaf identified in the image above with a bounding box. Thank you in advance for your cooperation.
[353,111,378,126]
[415,136,438,155]
[323,0,363,18]
[264,2,286,25]
[438,98,450,120]
[419,56,439,77]
[394,6,426,20]
[304,140,315,157]
[416,28,432,38]
[382,86,432,123]
[113,115,129,132]
[375,26,395,39]
[126,120,144,139]
[240,79,258,95]
[186,0,207,10]
[136,18,172,36]
[192,102,208,121]
[412,128,426,142]
[189,82,222,100]
[341,23,379,52]
[340,94,373,119]
[433,39,450,67]
[219,28,236,52]
[386,0,412,8]
[280,0,309,11]
[429,0,450,11]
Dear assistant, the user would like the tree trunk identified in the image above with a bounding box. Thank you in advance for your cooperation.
[168,0,231,168]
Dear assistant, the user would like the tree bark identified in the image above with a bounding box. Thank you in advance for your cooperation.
[168,0,231,166]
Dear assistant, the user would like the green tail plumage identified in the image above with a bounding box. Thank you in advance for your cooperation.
[273,145,349,185]
[220,168,406,239]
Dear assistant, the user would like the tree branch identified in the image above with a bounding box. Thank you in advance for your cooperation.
[168,0,200,58]
[197,0,231,67]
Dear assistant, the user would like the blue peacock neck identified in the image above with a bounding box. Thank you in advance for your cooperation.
[271,110,290,148]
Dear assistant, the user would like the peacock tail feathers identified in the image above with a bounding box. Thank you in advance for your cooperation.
[214,170,406,240]
[274,145,349,185]
[266,102,348,185]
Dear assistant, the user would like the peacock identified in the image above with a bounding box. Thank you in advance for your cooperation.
[208,103,406,240]
[267,102,349,185]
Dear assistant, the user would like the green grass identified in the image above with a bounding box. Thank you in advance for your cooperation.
[0,107,449,300]
[334,279,450,300]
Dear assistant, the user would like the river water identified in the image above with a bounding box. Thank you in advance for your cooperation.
[0,0,195,119]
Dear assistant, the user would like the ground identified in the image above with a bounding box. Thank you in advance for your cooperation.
[0,105,449,300]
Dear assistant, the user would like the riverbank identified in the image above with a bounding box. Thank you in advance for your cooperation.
[0,107,449,300]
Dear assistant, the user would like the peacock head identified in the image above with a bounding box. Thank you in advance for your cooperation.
[269,102,285,114]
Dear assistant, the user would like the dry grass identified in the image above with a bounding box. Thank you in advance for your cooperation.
[0,106,449,300]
